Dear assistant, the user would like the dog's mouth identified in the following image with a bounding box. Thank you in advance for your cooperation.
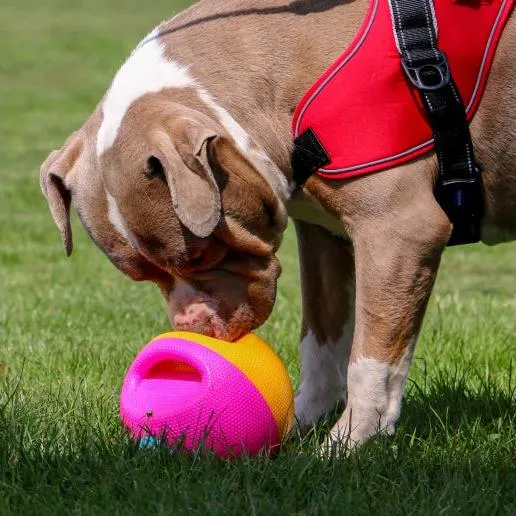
[172,318,248,342]
[168,300,250,342]
[161,262,278,343]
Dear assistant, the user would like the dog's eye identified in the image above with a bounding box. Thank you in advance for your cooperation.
[190,253,206,268]
[187,245,227,273]
[145,156,165,179]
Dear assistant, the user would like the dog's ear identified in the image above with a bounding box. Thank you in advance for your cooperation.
[205,135,287,254]
[39,131,83,256]
[209,135,286,229]
[152,119,220,238]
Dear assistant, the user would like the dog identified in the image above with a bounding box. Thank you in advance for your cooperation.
[40,0,515,452]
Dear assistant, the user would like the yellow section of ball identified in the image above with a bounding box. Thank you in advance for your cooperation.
[153,331,295,438]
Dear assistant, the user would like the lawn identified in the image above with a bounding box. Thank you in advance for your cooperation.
[0,0,515,514]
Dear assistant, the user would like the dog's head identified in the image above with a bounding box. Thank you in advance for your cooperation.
[40,97,287,341]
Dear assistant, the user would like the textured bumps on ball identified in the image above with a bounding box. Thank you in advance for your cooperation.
[120,332,294,458]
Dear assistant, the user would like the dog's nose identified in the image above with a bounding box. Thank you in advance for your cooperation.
[172,302,217,337]
[169,301,247,342]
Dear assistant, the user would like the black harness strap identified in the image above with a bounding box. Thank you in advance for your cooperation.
[388,0,483,246]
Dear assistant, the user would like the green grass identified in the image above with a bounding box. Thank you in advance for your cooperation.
[1,0,515,514]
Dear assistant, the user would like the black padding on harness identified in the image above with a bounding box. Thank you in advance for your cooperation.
[292,128,330,186]
[389,0,483,246]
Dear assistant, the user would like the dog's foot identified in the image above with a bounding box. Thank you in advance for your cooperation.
[318,406,396,458]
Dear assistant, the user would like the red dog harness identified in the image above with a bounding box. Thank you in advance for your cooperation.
[292,0,513,179]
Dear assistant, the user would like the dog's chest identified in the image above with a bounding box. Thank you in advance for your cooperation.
[287,190,348,238]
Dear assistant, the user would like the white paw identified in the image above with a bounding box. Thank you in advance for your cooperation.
[319,406,396,458]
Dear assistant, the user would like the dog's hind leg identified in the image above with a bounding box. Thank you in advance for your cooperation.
[293,220,355,432]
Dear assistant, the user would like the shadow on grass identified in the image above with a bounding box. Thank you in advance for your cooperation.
[1,368,515,514]
[400,364,515,439]
[292,364,515,447]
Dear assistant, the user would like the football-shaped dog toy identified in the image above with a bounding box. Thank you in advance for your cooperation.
[120,332,294,458]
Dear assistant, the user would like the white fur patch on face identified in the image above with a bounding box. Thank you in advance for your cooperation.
[197,89,251,152]
[106,191,135,246]
[384,347,412,427]
[197,88,290,202]
[96,24,289,202]
[96,28,196,156]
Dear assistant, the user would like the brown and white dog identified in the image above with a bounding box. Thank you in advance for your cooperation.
[40,0,515,452]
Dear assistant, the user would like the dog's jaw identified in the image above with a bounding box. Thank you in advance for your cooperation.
[166,278,255,342]
[167,278,221,338]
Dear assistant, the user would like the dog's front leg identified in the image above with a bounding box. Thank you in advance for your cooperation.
[293,220,355,431]
[322,174,451,453]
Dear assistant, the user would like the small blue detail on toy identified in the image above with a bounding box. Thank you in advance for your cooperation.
[138,435,161,448]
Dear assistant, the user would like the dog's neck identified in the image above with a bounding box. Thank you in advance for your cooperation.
[148,0,367,192]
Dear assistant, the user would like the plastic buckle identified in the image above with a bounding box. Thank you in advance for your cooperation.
[436,174,484,246]
[402,51,451,91]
